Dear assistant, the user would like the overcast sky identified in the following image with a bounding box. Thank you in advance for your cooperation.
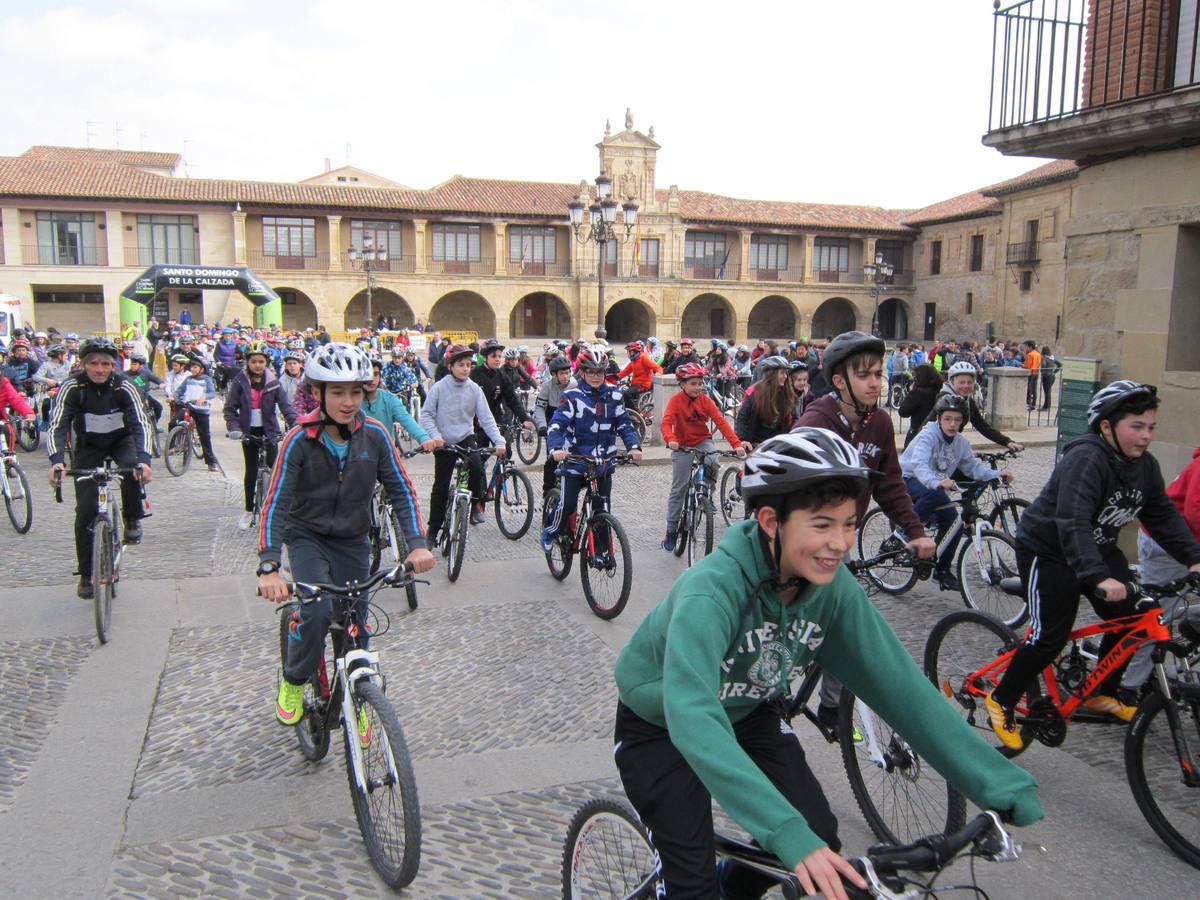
[0,0,1052,210]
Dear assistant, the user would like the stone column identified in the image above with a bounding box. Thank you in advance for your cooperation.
[985,367,1030,433]
[738,230,750,281]
[803,234,815,282]
[104,210,123,267]
[413,219,428,274]
[864,237,877,285]
[649,373,683,446]
[799,313,814,341]
[494,222,507,275]
[1,207,21,265]
[232,211,248,265]
[327,215,343,271]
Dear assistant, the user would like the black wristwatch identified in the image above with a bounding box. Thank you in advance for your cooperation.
[256,560,280,577]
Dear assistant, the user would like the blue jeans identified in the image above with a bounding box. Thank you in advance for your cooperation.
[904,476,960,574]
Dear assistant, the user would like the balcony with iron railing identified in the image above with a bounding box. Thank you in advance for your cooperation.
[506,258,571,277]
[123,246,201,267]
[248,251,330,271]
[426,256,496,276]
[683,260,741,281]
[748,265,805,283]
[21,244,108,266]
[1006,240,1041,265]
[986,0,1200,157]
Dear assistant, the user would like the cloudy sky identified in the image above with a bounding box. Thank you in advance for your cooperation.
[0,0,1052,209]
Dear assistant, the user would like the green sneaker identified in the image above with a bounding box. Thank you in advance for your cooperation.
[356,704,373,748]
[275,679,305,726]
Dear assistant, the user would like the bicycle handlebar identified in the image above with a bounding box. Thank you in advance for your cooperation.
[290,561,427,602]
[1093,573,1200,605]
[860,810,1018,876]
[226,432,280,445]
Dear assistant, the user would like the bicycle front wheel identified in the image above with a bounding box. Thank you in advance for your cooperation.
[543,489,573,581]
[15,419,38,452]
[956,528,1027,628]
[164,425,191,476]
[447,494,470,582]
[92,517,115,644]
[253,469,270,527]
[278,604,331,761]
[4,461,33,533]
[391,522,419,610]
[580,512,632,620]
[888,382,906,410]
[516,426,541,465]
[987,497,1029,538]
[346,680,422,889]
[857,508,917,594]
[561,796,657,900]
[686,492,713,566]
[1126,690,1200,869]
[718,465,743,526]
[494,466,534,540]
[838,687,964,846]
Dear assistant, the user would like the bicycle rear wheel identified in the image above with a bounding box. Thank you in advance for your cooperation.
[494,466,534,540]
[857,508,917,594]
[92,517,115,644]
[191,424,204,460]
[516,426,541,465]
[580,512,632,620]
[278,604,331,761]
[838,687,964,846]
[346,680,422,889]
[1126,690,1200,869]
[4,461,33,533]
[686,492,713,566]
[447,494,470,582]
[956,528,1027,628]
[15,419,38,452]
[923,610,1036,758]
[718,465,743,526]
[987,497,1029,539]
[561,796,657,900]
[543,489,573,581]
[165,426,191,476]
[888,382,906,410]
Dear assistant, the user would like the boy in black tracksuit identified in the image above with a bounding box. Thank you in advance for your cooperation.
[990,387,1200,746]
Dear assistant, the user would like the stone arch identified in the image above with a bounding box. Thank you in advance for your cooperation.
[430,290,496,337]
[812,297,858,339]
[275,286,320,332]
[344,288,415,331]
[509,291,573,340]
[877,297,909,341]
[604,298,656,344]
[680,293,734,340]
[748,295,798,341]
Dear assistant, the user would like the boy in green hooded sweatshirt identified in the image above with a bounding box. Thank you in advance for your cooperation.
[613,427,1043,900]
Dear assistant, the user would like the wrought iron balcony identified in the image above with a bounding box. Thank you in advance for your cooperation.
[1006,240,1041,265]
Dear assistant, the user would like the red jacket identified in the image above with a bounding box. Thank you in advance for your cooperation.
[661,391,739,448]
[1144,447,1200,543]
[618,353,662,391]
[0,376,33,421]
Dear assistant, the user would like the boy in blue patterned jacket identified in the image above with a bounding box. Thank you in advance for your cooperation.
[541,344,643,552]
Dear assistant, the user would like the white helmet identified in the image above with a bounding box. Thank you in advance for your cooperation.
[741,429,870,507]
[504,347,521,359]
[946,361,978,379]
[303,342,373,383]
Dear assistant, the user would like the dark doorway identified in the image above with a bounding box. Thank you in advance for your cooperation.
[924,303,936,341]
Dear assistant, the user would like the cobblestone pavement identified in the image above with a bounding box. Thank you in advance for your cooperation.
[0,637,92,812]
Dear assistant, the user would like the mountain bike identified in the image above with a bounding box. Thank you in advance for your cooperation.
[562,798,1019,899]
[510,414,542,465]
[57,463,138,644]
[485,437,535,539]
[0,426,32,533]
[924,575,1200,868]
[543,453,636,619]
[13,390,39,452]
[434,444,493,582]
[164,404,204,476]
[973,449,1028,537]
[367,448,426,611]
[275,563,425,889]
[858,480,1025,627]
[671,448,741,565]
[228,431,280,529]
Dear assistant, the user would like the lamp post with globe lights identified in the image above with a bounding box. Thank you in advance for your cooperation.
[863,250,894,339]
[348,233,388,329]
[567,173,639,341]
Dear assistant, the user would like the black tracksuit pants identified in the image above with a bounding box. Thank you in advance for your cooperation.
[72,438,145,576]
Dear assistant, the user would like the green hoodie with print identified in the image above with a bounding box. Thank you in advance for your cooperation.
[613,519,1042,869]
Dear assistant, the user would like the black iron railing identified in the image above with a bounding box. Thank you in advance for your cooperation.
[1006,240,1041,265]
[989,0,1200,133]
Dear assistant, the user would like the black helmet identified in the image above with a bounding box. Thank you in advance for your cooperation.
[548,356,572,374]
[820,331,886,379]
[1087,380,1157,430]
[79,336,119,361]
[934,393,969,418]
[789,359,808,372]
[741,428,870,508]
[130,352,148,364]
[480,338,505,355]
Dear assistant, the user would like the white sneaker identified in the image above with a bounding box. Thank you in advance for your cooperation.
[237,511,254,531]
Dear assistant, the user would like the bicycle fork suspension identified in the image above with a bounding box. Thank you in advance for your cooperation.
[339,650,397,792]
[1152,658,1200,788]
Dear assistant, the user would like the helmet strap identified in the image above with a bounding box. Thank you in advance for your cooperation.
[835,369,875,421]
[317,385,353,440]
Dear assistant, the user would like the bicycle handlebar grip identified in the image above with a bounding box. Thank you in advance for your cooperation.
[54,485,62,504]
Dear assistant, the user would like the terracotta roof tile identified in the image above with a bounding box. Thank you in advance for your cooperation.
[899,189,1001,227]
[677,190,912,234]
[22,145,182,170]
[980,158,1078,196]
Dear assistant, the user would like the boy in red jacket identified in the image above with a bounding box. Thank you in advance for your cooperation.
[618,340,662,410]
[661,362,748,550]
[0,374,35,451]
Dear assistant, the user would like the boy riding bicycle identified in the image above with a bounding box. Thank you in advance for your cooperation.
[899,393,1013,591]
[613,429,1042,900]
[660,361,748,551]
[987,380,1200,750]
[256,343,434,728]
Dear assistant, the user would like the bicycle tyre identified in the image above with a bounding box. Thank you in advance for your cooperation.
[346,680,422,889]
[391,520,419,610]
[494,466,534,540]
[857,508,918,594]
[15,419,38,452]
[673,495,688,559]
[888,383,906,410]
[4,461,33,533]
[165,425,191,476]
[447,494,470,582]
[580,512,632,620]
[191,424,204,460]
[837,686,964,846]
[561,796,657,900]
[516,426,541,465]
[718,465,744,526]
[1125,690,1200,869]
[686,492,713,566]
[278,604,331,761]
[956,528,1027,628]
[543,488,573,581]
[92,517,115,645]
[923,610,1036,759]
[253,470,270,527]
[986,497,1030,538]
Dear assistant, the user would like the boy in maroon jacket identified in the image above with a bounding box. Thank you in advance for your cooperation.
[795,331,936,728]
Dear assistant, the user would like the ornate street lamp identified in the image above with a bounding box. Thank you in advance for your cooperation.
[863,250,894,339]
[348,233,389,329]
[568,173,639,340]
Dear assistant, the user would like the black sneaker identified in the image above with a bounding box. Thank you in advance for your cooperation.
[77,576,94,600]
[937,570,961,592]
[816,702,839,732]
[124,521,143,544]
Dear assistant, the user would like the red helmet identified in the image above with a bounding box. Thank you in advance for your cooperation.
[680,337,694,347]
[444,343,474,366]
[575,349,606,372]
[675,362,706,380]
[626,340,644,353]
[10,338,30,350]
